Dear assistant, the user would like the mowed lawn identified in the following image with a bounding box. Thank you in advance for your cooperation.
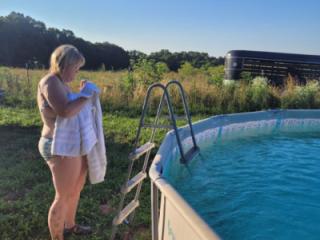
[0,107,184,240]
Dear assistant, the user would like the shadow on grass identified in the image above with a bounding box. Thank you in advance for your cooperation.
[0,126,152,240]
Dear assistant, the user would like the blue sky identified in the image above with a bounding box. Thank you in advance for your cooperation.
[1,0,320,57]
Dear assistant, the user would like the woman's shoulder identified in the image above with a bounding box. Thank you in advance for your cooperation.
[39,74,62,89]
[39,73,58,84]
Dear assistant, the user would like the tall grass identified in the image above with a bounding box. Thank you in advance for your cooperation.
[1,66,320,116]
[281,76,320,109]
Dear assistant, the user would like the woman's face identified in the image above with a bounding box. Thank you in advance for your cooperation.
[62,63,80,83]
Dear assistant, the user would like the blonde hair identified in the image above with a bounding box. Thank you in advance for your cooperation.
[49,44,85,76]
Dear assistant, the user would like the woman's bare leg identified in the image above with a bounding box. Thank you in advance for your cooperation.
[64,156,88,228]
[47,156,82,240]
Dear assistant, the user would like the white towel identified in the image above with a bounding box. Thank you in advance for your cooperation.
[52,87,107,184]
[86,94,107,184]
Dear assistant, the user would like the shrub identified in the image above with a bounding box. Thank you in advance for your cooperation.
[206,65,224,86]
[250,77,269,110]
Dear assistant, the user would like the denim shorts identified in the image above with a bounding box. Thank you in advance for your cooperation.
[38,137,53,161]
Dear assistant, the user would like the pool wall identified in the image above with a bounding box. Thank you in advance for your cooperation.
[149,110,320,240]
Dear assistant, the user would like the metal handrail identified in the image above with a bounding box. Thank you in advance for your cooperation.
[131,83,181,159]
[154,80,199,163]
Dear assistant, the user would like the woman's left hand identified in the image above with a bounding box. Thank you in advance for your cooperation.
[80,79,88,90]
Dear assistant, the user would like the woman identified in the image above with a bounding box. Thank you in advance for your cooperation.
[37,44,92,240]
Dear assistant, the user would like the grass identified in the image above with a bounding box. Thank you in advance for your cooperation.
[0,107,206,240]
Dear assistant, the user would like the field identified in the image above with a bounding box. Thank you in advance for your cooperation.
[2,65,320,116]
[1,66,320,239]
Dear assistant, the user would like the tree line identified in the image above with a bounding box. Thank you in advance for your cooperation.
[0,12,224,71]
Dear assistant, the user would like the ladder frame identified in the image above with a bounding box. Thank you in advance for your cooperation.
[111,80,199,239]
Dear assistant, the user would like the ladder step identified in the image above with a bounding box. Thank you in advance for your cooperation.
[121,172,147,194]
[182,146,200,163]
[129,142,155,161]
[143,123,173,129]
[113,200,139,226]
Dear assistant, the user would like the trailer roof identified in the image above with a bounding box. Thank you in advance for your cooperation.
[226,50,320,65]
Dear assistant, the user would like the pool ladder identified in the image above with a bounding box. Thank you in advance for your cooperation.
[110,80,199,239]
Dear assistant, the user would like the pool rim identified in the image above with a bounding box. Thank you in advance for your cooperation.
[149,109,320,240]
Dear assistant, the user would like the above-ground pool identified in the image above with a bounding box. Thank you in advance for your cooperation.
[149,110,320,240]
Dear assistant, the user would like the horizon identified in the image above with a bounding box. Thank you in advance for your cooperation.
[1,0,320,57]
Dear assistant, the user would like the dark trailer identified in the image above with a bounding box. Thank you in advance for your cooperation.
[224,50,320,84]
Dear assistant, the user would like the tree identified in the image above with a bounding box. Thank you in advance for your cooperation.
[0,12,130,70]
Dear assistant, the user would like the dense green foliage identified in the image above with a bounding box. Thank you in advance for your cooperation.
[144,49,224,71]
[0,12,224,71]
[0,12,130,70]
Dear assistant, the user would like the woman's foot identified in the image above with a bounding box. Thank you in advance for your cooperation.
[64,224,92,236]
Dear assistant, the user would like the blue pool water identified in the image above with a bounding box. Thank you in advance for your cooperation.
[168,131,320,240]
